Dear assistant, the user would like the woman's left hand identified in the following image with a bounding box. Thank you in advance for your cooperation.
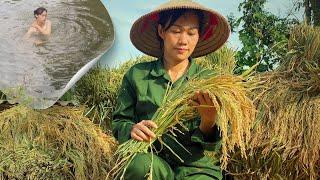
[189,90,217,135]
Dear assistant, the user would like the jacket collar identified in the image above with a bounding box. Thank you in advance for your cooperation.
[150,57,198,80]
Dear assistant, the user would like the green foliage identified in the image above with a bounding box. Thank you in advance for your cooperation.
[229,0,299,73]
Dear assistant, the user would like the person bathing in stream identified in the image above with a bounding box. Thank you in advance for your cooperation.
[24,7,51,44]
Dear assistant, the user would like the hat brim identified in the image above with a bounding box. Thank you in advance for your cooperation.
[130,1,231,58]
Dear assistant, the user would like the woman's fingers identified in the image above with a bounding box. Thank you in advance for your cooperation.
[196,91,206,105]
[188,99,199,107]
[192,92,198,101]
[131,132,144,142]
[138,122,156,139]
[143,120,158,129]
[191,91,215,107]
[132,127,150,141]
[203,91,214,106]
[131,120,158,142]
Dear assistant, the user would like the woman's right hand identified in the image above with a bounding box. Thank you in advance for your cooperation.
[131,120,158,142]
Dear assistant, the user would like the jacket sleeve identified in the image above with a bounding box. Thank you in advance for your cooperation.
[112,71,136,144]
[189,113,222,152]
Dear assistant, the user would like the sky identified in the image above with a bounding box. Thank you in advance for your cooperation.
[100,0,302,67]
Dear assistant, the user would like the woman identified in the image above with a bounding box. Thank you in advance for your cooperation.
[24,7,51,42]
[112,1,230,179]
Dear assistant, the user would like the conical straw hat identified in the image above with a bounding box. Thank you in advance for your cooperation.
[130,0,231,58]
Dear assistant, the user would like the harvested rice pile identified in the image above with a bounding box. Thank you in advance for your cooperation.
[0,105,117,179]
[227,25,320,179]
[109,72,256,179]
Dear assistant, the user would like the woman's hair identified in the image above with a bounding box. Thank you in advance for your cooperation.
[157,9,205,51]
[34,7,47,18]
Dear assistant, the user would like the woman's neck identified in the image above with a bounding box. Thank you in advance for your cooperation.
[163,56,190,82]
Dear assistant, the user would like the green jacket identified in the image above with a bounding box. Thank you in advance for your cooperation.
[112,57,221,166]
[112,58,222,179]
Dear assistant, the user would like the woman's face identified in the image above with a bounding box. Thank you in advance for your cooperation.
[36,11,47,23]
[158,12,200,62]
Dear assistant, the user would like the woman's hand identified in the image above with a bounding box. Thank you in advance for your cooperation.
[32,21,51,35]
[189,90,217,135]
[32,24,42,31]
[131,120,158,142]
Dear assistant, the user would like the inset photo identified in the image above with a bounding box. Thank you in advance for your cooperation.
[0,0,114,109]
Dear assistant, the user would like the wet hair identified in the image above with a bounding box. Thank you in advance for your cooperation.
[34,7,47,18]
[157,9,205,51]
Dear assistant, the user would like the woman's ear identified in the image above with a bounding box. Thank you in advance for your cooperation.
[158,24,165,40]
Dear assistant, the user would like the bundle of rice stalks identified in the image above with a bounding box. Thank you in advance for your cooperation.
[0,105,117,179]
[75,55,154,130]
[227,25,320,179]
[109,73,256,179]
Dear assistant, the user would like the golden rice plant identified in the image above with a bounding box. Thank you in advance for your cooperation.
[227,25,320,179]
[0,105,117,179]
[109,72,256,179]
[195,46,236,75]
